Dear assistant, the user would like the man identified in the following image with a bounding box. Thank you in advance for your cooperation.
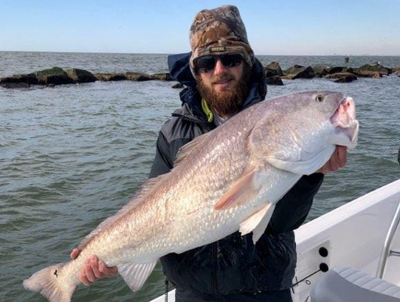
[71,5,347,302]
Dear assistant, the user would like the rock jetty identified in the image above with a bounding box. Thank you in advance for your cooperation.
[0,62,398,89]
[0,67,172,89]
[264,61,398,85]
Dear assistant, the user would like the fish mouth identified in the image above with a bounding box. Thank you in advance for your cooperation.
[329,97,359,149]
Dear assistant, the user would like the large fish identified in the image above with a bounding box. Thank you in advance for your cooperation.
[24,91,359,302]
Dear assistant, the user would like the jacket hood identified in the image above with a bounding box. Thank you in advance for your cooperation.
[168,52,267,122]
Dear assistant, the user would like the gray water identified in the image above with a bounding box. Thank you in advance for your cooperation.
[0,52,399,302]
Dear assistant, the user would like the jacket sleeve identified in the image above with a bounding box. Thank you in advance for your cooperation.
[149,131,174,179]
[148,130,192,179]
[268,173,324,233]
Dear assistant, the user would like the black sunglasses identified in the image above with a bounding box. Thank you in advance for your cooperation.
[194,54,243,73]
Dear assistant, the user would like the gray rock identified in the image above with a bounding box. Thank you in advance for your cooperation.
[284,65,314,79]
[126,72,152,81]
[151,73,172,81]
[353,69,383,78]
[0,82,31,89]
[327,66,354,75]
[312,65,333,77]
[325,72,357,79]
[334,78,352,83]
[66,68,97,83]
[325,72,357,83]
[354,62,392,77]
[0,73,38,85]
[392,67,400,77]
[94,73,127,81]
[266,75,284,86]
[264,61,284,77]
[35,67,74,85]
[172,83,184,89]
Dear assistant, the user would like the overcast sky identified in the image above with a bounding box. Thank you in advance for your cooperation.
[1,0,399,55]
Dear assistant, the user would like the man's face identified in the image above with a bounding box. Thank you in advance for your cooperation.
[198,57,244,93]
[195,54,250,118]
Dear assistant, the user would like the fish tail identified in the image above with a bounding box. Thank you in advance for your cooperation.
[23,263,77,302]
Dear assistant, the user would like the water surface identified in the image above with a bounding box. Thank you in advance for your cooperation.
[0,52,399,302]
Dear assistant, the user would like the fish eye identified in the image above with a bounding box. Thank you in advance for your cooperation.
[315,94,324,102]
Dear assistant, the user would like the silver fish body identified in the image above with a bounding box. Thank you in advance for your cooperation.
[24,91,359,302]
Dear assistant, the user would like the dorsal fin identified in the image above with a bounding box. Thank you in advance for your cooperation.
[78,174,168,250]
[173,131,212,167]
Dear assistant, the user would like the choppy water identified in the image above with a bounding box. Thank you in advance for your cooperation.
[0,52,399,302]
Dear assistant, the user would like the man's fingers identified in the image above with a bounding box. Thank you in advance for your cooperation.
[90,256,107,279]
[317,163,330,174]
[330,147,347,172]
[99,260,118,276]
[329,160,339,172]
[84,257,97,283]
[70,248,80,260]
[316,146,348,174]
[80,270,91,286]
[329,149,340,171]
[76,254,118,285]
[337,146,347,167]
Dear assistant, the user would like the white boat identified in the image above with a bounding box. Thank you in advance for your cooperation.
[150,178,400,302]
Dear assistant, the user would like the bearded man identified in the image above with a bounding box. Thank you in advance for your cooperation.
[72,5,346,302]
[147,5,346,302]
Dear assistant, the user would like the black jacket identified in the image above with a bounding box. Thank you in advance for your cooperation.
[149,53,324,297]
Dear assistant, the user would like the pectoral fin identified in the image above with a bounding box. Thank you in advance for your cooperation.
[240,203,275,244]
[117,261,157,292]
[214,168,260,210]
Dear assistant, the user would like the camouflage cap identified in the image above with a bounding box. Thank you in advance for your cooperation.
[189,5,254,73]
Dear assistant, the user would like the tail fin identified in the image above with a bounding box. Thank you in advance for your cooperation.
[23,263,77,302]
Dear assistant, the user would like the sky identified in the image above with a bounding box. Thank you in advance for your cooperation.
[1,0,399,56]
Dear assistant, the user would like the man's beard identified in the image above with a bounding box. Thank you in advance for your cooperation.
[196,66,251,117]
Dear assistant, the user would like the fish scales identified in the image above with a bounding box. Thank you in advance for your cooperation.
[79,110,255,261]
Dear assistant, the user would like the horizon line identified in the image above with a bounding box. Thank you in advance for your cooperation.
[0,50,398,57]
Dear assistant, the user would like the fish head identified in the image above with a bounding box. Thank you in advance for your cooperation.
[287,91,359,150]
[250,91,359,175]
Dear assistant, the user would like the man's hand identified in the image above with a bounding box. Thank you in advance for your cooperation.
[316,146,347,174]
[70,248,118,286]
